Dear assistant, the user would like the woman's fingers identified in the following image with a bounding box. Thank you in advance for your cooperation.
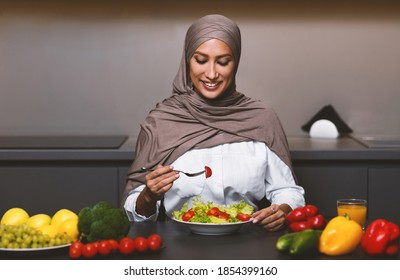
[252,204,286,231]
[146,165,179,195]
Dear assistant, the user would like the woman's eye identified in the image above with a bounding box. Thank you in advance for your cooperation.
[217,59,231,66]
[195,58,207,65]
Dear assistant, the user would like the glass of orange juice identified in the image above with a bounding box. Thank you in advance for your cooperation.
[337,199,367,229]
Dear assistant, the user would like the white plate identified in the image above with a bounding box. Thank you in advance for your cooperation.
[0,243,70,252]
[171,217,251,235]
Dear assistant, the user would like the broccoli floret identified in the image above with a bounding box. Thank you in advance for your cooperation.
[77,201,130,242]
[76,207,93,234]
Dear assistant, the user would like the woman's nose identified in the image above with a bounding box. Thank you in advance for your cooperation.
[205,63,218,79]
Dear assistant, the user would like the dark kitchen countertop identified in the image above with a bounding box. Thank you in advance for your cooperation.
[0,136,135,161]
[288,135,400,161]
[0,135,399,162]
[1,221,392,260]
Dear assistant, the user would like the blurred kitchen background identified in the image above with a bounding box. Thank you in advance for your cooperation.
[1,0,400,139]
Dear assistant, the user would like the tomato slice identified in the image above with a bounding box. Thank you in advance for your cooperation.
[205,166,212,178]
[182,209,195,221]
[218,211,229,220]
[207,207,219,217]
[237,213,251,221]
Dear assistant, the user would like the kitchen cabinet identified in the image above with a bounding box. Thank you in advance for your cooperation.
[293,165,368,218]
[0,136,399,225]
[368,167,400,223]
[289,136,400,225]
[0,166,118,215]
[0,136,135,216]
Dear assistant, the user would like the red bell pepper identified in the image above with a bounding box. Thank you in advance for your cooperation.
[361,219,399,256]
[286,205,326,232]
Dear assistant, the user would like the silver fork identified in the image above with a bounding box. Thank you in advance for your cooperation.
[137,167,205,177]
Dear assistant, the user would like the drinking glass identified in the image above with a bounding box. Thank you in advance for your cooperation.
[337,198,367,229]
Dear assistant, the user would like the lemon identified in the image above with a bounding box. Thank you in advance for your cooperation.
[58,218,79,241]
[1,207,30,225]
[27,214,51,229]
[38,224,58,238]
[51,209,78,230]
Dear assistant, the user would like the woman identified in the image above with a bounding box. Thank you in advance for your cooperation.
[123,14,305,231]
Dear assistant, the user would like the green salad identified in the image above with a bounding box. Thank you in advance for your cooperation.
[172,196,254,224]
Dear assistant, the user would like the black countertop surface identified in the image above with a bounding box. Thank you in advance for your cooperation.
[1,221,395,260]
[0,135,399,162]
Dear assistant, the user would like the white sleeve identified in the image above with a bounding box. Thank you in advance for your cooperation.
[264,148,305,210]
[123,184,160,222]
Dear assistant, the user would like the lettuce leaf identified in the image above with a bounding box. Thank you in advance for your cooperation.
[173,196,254,224]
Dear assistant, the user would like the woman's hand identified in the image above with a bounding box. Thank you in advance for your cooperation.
[144,165,180,201]
[136,165,179,217]
[252,204,292,231]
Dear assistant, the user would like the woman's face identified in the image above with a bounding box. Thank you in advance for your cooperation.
[189,39,235,100]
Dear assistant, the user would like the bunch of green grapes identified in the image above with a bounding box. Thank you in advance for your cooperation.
[0,224,73,249]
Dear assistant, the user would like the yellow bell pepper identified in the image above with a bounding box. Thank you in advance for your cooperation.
[319,214,363,256]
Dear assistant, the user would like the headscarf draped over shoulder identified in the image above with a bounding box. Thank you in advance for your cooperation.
[123,14,294,203]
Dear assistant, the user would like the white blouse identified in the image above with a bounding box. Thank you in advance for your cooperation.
[124,141,305,222]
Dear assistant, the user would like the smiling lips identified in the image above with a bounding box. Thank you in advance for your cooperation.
[202,81,221,90]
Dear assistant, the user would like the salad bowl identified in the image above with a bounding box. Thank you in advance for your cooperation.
[171,217,252,235]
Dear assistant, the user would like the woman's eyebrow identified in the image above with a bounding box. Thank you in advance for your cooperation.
[193,51,232,59]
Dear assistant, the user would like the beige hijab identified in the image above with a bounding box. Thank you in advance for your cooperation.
[123,15,294,203]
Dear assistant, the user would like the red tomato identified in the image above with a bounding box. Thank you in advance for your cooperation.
[92,241,99,249]
[218,211,229,220]
[237,213,251,222]
[205,166,212,178]
[288,220,312,232]
[147,234,162,251]
[286,207,307,223]
[70,241,84,250]
[308,214,326,229]
[119,237,135,255]
[147,234,162,243]
[108,239,119,251]
[182,209,195,221]
[304,205,319,217]
[81,243,98,258]
[69,246,82,259]
[98,240,112,256]
[134,236,148,252]
[207,207,219,217]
